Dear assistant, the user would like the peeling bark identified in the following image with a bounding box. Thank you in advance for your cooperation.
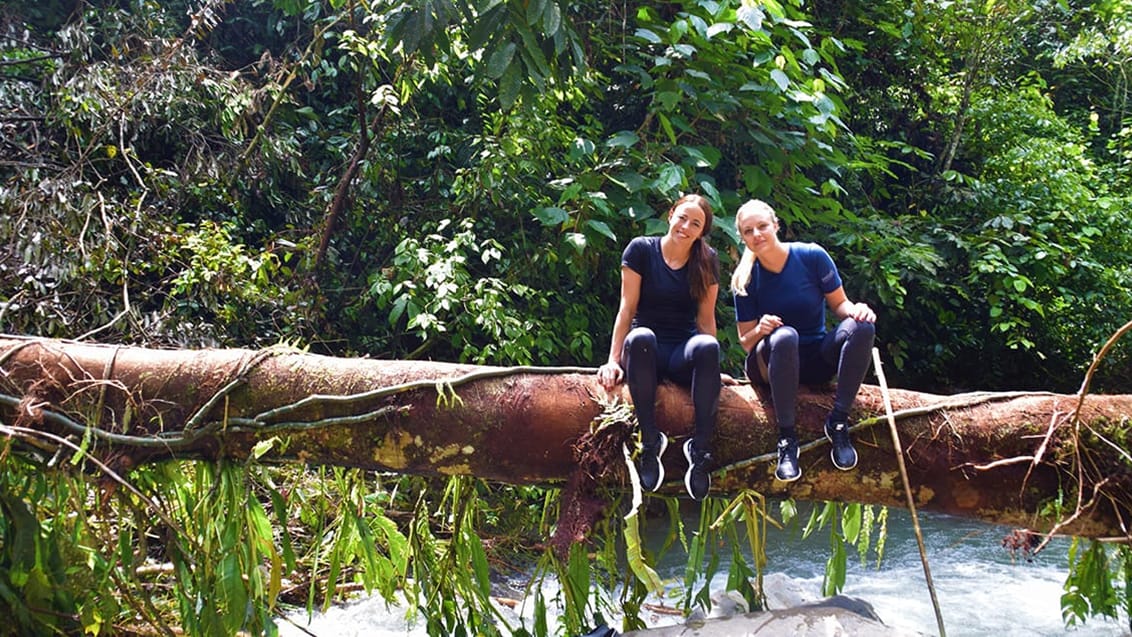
[1,335,1130,541]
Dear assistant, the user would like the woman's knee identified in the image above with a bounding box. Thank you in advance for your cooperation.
[843,319,876,345]
[624,327,657,354]
[768,325,799,350]
[688,335,720,371]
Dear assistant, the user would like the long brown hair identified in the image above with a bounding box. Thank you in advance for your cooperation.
[669,194,716,302]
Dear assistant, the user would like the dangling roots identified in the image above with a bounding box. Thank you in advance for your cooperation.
[548,399,635,559]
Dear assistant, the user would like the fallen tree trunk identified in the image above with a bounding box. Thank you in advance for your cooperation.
[1,335,1129,541]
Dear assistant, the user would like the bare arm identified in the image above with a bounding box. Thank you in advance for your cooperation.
[735,314,783,353]
[826,287,877,323]
[695,283,719,337]
[597,266,641,388]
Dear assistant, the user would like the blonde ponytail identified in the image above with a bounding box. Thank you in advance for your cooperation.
[730,247,757,296]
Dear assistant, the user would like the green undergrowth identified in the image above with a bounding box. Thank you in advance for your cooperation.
[0,435,1128,636]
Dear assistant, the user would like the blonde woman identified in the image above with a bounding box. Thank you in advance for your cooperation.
[597,194,721,500]
[730,200,876,482]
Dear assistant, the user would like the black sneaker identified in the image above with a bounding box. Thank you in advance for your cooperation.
[637,432,668,492]
[683,439,712,501]
[775,436,801,482]
[825,417,858,470]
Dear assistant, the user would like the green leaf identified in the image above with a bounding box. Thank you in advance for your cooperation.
[736,4,765,30]
[585,219,616,241]
[567,137,596,161]
[219,553,248,633]
[823,536,847,596]
[565,232,586,253]
[655,90,681,112]
[681,145,719,168]
[250,437,278,460]
[542,1,562,36]
[3,497,39,584]
[770,68,790,91]
[653,162,685,193]
[486,42,516,80]
[245,497,275,551]
[269,489,297,573]
[532,206,570,226]
[515,22,551,78]
[467,3,507,49]
[534,590,548,635]
[842,503,862,545]
[468,532,491,597]
[624,511,664,595]
[400,12,422,55]
[611,172,647,194]
[606,130,640,148]
[741,164,772,196]
[498,61,521,110]
[389,296,408,326]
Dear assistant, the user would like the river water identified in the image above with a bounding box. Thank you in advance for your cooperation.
[280,503,1129,637]
[677,503,1129,636]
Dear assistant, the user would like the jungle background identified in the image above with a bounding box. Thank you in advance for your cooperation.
[2,0,1132,635]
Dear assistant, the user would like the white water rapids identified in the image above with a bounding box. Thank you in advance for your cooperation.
[278,506,1128,636]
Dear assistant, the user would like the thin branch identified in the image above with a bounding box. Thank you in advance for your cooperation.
[231,16,343,180]
[1032,479,1110,556]
[1020,407,1068,496]
[964,456,1036,471]
[252,364,598,423]
[874,347,947,637]
[0,53,61,66]
[1074,318,1132,417]
[180,348,284,433]
[0,424,187,538]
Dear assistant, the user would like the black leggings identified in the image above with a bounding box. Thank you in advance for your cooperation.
[744,318,875,431]
[622,327,721,451]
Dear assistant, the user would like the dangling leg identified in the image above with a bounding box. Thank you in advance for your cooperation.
[669,334,720,500]
[823,318,876,421]
[820,318,876,470]
[623,327,667,490]
[745,327,801,481]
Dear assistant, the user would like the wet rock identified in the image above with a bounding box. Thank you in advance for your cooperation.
[621,595,928,636]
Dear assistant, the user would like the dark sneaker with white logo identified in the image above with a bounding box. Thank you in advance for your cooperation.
[637,432,668,492]
[825,417,858,470]
[775,436,801,482]
[683,439,712,501]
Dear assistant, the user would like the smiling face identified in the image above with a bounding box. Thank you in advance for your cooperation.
[667,200,708,244]
[736,200,779,254]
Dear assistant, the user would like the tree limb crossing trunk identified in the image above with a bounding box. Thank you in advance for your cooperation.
[1,336,1129,541]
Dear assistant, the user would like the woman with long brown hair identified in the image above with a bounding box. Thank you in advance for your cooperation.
[597,194,721,501]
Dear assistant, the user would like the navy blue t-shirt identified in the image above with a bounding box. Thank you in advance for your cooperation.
[623,236,719,344]
[732,242,842,345]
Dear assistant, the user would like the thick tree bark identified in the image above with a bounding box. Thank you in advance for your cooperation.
[1,335,1129,541]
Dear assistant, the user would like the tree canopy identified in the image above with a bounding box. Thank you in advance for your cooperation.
[3,0,1128,390]
[2,0,1132,634]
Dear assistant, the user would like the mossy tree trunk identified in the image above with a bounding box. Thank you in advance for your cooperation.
[2,335,1129,541]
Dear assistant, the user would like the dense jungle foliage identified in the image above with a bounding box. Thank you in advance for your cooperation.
[2,0,1132,635]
